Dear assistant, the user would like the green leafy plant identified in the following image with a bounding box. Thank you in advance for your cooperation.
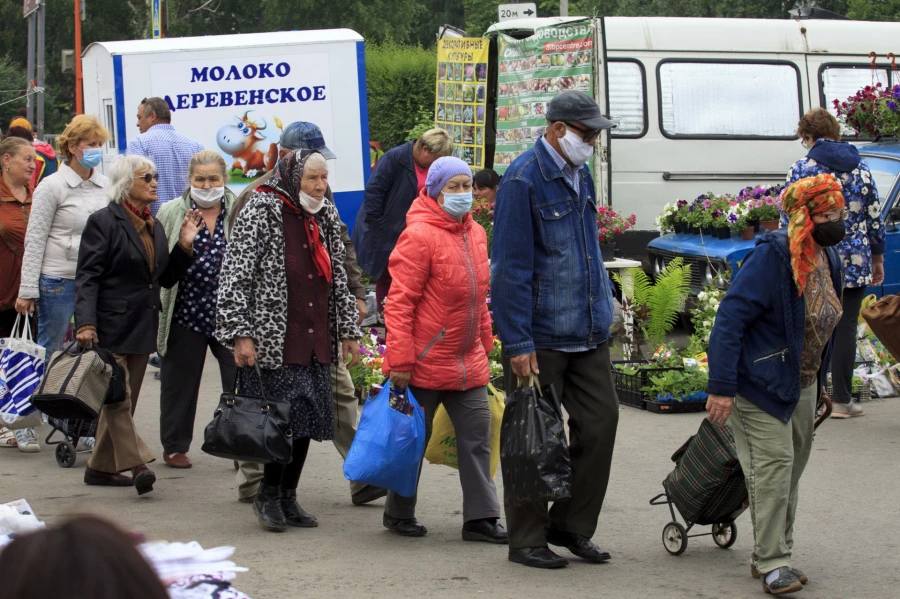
[642,368,708,401]
[612,257,692,359]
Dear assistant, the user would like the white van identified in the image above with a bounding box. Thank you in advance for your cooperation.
[82,29,370,229]
[482,16,900,257]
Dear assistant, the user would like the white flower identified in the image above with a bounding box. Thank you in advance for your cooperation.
[705,319,713,328]
[709,298,719,308]
[697,291,708,301]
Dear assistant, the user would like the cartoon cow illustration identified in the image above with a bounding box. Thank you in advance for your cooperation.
[216,111,283,175]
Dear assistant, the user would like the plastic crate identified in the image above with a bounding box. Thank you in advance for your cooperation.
[612,361,684,410]
[645,398,707,413]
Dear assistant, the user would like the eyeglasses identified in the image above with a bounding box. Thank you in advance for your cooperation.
[564,122,601,143]
[824,209,850,222]
[134,173,159,183]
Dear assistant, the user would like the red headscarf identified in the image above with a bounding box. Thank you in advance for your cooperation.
[781,174,845,295]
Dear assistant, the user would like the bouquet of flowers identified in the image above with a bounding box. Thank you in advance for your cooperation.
[834,82,900,138]
[349,329,387,392]
[597,206,637,244]
[737,184,784,222]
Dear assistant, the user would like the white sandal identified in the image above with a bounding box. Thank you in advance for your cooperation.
[0,427,17,448]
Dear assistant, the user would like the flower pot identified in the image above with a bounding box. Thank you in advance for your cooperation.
[750,218,761,233]
[673,222,683,234]
[716,226,731,240]
[689,225,699,235]
[740,226,756,240]
[600,243,616,261]
[761,219,779,232]
[701,226,714,237]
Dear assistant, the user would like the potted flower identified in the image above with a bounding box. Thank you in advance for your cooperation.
[835,82,900,138]
[693,195,715,236]
[674,199,691,233]
[739,184,784,231]
[725,200,753,240]
[597,206,637,261]
[655,203,677,234]
[471,199,495,256]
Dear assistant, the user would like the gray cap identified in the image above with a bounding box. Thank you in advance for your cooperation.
[280,121,336,159]
[546,91,616,131]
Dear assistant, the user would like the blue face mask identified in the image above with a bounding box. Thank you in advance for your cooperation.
[441,191,473,219]
[77,147,103,169]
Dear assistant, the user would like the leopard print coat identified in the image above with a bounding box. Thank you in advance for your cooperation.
[216,193,362,368]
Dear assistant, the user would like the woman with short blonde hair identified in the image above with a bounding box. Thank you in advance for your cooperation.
[155,149,238,469]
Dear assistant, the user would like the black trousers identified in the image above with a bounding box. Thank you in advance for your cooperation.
[830,286,868,404]
[502,343,620,549]
[159,322,237,455]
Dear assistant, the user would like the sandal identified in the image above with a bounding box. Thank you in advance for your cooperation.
[0,427,17,448]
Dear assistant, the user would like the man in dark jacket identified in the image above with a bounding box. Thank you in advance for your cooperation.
[492,91,619,569]
[351,128,453,310]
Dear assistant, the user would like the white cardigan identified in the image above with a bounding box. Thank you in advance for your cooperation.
[18,163,108,299]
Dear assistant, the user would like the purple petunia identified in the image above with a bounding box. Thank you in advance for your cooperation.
[893,85,900,100]
[677,199,688,208]
[728,213,738,223]
[360,346,373,356]
[888,100,899,112]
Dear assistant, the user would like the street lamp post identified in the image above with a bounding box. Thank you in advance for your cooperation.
[74,0,83,114]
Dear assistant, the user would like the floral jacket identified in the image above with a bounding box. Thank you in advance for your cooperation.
[216,193,362,369]
[786,139,885,288]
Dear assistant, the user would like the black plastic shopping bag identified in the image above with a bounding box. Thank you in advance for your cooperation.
[499,375,572,505]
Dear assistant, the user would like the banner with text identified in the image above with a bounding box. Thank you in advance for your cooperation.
[494,22,594,174]
[435,37,489,170]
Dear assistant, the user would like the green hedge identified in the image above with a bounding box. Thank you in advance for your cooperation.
[365,42,436,150]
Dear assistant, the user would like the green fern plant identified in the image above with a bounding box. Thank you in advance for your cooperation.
[612,258,692,358]
[643,258,692,348]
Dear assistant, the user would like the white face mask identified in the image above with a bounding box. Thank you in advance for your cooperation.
[558,129,594,166]
[190,186,225,208]
[298,190,325,214]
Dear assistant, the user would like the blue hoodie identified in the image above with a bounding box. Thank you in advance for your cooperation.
[707,230,842,422]
[786,139,885,288]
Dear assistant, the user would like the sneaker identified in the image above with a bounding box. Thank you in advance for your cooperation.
[14,428,41,453]
[80,437,96,449]
[831,401,864,419]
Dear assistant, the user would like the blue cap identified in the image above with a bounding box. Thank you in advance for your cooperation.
[281,121,336,159]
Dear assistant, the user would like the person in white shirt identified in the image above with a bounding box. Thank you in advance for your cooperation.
[13,115,111,452]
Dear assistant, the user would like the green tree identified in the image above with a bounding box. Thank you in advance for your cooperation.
[846,0,900,20]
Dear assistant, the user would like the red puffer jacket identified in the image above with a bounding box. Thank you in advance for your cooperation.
[382,189,493,391]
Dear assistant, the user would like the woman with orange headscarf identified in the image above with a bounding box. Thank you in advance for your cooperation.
[706,174,845,595]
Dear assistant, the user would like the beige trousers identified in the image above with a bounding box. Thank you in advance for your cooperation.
[87,354,155,473]
[236,357,363,499]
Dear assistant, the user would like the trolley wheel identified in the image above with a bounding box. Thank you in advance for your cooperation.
[56,441,76,468]
[662,522,688,556]
[712,522,737,549]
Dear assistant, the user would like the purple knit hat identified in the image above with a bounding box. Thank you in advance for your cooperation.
[425,157,472,199]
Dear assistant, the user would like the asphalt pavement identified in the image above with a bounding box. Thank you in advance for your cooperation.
[2,354,898,599]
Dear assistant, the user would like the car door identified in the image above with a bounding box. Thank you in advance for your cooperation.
[859,154,900,298]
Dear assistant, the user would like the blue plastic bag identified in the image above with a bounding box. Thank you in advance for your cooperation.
[343,385,426,497]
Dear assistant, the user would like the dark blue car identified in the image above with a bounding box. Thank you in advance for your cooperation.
[648,143,900,298]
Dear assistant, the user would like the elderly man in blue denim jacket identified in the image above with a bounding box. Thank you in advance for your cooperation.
[492,91,620,570]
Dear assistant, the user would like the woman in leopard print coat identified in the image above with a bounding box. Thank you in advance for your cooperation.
[217,149,362,532]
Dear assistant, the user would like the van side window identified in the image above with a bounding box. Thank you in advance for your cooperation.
[103,99,116,150]
[820,65,891,136]
[658,61,801,139]
[608,60,647,138]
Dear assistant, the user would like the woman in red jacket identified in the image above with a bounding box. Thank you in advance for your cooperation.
[382,156,505,544]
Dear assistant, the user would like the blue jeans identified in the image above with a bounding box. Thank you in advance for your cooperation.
[35,275,75,356]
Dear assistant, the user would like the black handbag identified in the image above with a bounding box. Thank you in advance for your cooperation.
[201,365,293,464]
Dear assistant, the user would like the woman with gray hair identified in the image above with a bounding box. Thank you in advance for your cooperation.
[74,154,203,494]
[155,150,238,469]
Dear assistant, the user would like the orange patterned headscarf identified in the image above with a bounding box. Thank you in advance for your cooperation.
[781,174,845,295]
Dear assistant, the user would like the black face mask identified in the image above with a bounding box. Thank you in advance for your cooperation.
[811,220,846,247]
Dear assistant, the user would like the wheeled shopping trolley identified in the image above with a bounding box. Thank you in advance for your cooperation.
[651,397,832,556]
[44,417,96,468]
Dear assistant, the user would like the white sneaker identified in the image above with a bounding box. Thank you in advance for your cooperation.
[831,401,865,419]
[80,437,96,449]
[14,428,41,453]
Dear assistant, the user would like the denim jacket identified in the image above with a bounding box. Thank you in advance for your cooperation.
[491,138,614,357]
[707,230,843,422]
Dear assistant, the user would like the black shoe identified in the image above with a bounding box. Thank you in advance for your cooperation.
[253,483,287,532]
[761,566,804,595]
[546,529,611,563]
[84,466,133,487]
[508,547,569,569]
[132,465,156,496]
[351,484,388,505]
[462,518,509,544]
[279,488,318,528]
[383,514,427,537]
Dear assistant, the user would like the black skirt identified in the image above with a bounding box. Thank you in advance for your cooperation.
[240,358,333,441]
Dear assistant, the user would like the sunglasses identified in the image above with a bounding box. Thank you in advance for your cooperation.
[564,122,601,143]
[824,209,850,222]
[134,173,159,183]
